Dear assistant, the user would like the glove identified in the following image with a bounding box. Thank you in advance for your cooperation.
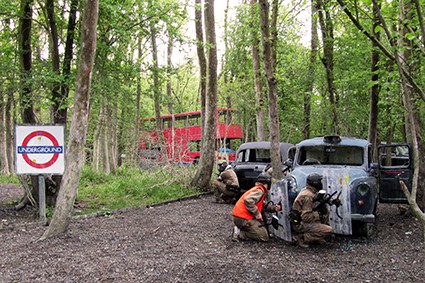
[317,205,329,217]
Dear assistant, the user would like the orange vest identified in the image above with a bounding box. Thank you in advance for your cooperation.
[232,186,266,220]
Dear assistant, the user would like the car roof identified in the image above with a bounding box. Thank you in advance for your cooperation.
[297,136,369,148]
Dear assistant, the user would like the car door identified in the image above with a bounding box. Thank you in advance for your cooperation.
[378,144,412,203]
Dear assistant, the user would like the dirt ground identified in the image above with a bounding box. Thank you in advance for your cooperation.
[1,183,424,283]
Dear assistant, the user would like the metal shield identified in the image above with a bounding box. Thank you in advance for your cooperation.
[322,169,352,235]
[267,179,292,241]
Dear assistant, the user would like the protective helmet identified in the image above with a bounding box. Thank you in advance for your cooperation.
[217,162,228,173]
[256,172,272,187]
[306,173,323,190]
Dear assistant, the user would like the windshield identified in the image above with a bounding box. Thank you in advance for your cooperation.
[298,145,364,166]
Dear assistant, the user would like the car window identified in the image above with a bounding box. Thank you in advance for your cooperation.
[379,145,410,167]
[298,146,364,166]
[236,148,271,163]
[254,149,271,162]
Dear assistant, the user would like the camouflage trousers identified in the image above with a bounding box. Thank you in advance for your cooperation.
[233,216,270,242]
[213,180,238,203]
[293,222,333,244]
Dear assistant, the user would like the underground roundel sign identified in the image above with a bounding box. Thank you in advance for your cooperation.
[15,125,65,175]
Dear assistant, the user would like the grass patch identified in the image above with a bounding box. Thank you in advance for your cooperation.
[76,165,200,214]
[0,174,20,184]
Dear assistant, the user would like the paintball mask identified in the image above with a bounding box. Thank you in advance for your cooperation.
[306,173,323,191]
[256,172,272,188]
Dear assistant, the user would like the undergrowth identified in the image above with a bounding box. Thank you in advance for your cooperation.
[76,164,200,214]
[0,165,204,215]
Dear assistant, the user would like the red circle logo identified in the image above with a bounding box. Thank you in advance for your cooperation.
[21,131,60,169]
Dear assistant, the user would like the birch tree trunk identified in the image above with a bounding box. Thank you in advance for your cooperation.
[41,0,99,239]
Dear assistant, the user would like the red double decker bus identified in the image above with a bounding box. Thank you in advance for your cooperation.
[139,108,243,166]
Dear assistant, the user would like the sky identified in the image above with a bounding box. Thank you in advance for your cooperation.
[167,0,311,66]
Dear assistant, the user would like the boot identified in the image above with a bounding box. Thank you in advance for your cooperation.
[232,226,241,242]
[293,234,309,248]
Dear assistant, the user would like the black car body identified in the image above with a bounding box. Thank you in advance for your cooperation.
[233,141,293,193]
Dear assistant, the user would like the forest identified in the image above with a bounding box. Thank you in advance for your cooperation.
[1,0,425,237]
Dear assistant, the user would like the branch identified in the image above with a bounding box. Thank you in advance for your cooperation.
[413,0,425,48]
[336,0,394,60]
[337,0,425,103]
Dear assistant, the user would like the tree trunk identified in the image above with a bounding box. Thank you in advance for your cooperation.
[258,0,283,180]
[101,99,110,173]
[303,0,319,140]
[223,0,233,131]
[45,0,61,123]
[0,92,5,174]
[250,0,266,141]
[195,0,207,128]
[317,0,338,134]
[5,91,14,173]
[134,37,142,164]
[45,0,64,206]
[368,0,380,161]
[59,0,78,125]
[397,0,425,210]
[92,99,105,171]
[41,0,99,239]
[19,0,39,207]
[150,15,162,132]
[19,0,36,125]
[191,0,217,191]
[108,99,118,174]
[167,29,174,115]
[48,0,77,203]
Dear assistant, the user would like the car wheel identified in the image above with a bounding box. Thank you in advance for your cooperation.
[353,222,374,238]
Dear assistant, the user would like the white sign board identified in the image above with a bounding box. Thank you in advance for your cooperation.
[15,125,65,175]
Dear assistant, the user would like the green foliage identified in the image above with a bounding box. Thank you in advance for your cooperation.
[76,165,199,214]
[0,174,19,184]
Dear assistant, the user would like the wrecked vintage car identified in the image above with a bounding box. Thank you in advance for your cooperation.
[232,141,293,193]
[283,135,412,237]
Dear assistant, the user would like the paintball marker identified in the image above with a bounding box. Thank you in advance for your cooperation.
[261,201,283,230]
[313,190,343,219]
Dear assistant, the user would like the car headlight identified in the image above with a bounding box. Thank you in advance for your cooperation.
[356,183,370,197]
